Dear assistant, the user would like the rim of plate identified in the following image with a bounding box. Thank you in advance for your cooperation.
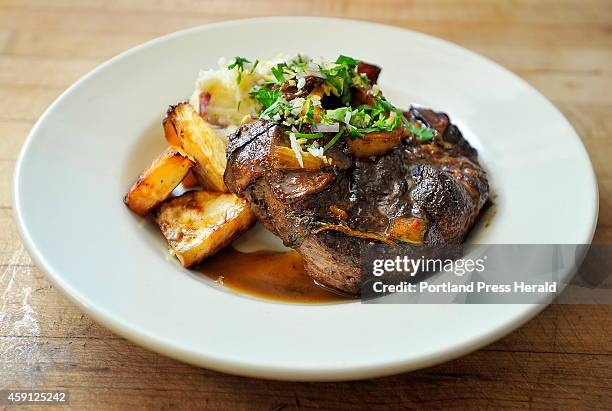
[13,16,598,381]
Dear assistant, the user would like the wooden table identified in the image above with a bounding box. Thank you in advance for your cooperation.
[1,1,610,409]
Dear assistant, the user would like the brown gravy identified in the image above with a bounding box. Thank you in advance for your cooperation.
[198,248,353,303]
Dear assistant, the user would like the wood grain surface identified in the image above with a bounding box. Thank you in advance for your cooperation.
[1,1,611,409]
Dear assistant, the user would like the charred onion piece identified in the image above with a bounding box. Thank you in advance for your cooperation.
[357,61,381,84]
[272,146,332,170]
[350,86,377,107]
[313,224,395,244]
[329,205,348,220]
[346,128,406,158]
[387,217,427,244]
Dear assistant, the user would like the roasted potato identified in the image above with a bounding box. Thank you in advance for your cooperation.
[162,110,181,147]
[124,147,195,216]
[181,170,200,189]
[154,190,256,267]
[164,103,228,192]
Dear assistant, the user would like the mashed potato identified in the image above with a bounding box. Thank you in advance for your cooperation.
[189,57,280,127]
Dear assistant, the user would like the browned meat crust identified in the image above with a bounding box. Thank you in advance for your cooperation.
[224,108,489,295]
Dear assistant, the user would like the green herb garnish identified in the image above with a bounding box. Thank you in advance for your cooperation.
[271,64,287,83]
[242,54,435,151]
[228,56,251,84]
[335,55,358,67]
[407,124,435,141]
[249,59,259,74]
[250,87,281,111]
[324,129,345,151]
[323,107,351,123]
[285,130,323,139]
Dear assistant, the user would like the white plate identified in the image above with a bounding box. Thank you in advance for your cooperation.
[13,17,598,381]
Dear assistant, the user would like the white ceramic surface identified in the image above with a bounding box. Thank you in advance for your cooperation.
[13,17,598,381]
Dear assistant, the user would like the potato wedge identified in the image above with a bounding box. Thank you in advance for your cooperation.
[124,147,194,216]
[154,190,256,267]
[162,110,181,147]
[181,170,200,189]
[164,103,228,192]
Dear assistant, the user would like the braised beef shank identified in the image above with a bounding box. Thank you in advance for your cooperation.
[224,59,488,296]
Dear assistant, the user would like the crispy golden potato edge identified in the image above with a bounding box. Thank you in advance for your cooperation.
[123,147,195,216]
[153,190,256,268]
[163,103,228,193]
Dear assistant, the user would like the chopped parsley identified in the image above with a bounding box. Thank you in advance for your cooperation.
[271,64,287,83]
[250,87,281,111]
[228,56,251,84]
[335,54,359,67]
[249,59,259,74]
[285,130,323,139]
[324,129,344,152]
[242,54,434,151]
[407,124,434,141]
[297,131,323,139]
